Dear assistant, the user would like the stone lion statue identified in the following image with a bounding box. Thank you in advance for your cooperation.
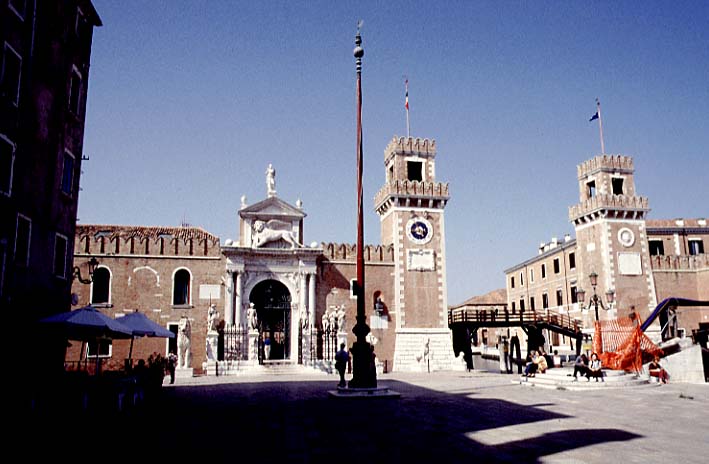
[252,219,303,249]
[177,316,192,369]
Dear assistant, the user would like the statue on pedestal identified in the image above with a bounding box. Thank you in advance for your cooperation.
[207,303,219,333]
[266,164,276,197]
[247,303,258,331]
[336,305,347,332]
[177,316,192,369]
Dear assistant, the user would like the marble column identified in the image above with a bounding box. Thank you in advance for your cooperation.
[224,271,234,326]
[308,272,316,329]
[234,271,243,329]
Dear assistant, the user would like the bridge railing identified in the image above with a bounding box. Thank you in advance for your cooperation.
[448,307,581,332]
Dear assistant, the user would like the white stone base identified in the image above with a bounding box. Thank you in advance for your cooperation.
[393,329,457,372]
[175,367,194,378]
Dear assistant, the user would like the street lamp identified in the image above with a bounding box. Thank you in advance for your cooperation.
[73,256,99,284]
[576,271,615,321]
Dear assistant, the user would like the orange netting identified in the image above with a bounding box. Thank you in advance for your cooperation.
[594,312,663,372]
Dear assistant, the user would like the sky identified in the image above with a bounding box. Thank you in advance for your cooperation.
[79,0,709,307]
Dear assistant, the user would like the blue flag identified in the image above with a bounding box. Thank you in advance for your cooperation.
[589,112,599,122]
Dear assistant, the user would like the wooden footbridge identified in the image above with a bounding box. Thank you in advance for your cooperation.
[448,307,584,371]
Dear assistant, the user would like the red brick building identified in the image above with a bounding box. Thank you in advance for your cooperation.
[1,1,101,374]
[71,136,461,375]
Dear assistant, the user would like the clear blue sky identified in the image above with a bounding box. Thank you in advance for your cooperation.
[79,0,708,306]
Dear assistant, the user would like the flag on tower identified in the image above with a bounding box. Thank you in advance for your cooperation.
[405,79,409,110]
[589,111,599,122]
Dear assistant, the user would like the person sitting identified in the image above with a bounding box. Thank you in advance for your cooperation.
[572,353,589,381]
[586,352,604,382]
[523,351,538,377]
[648,356,669,384]
[534,351,548,374]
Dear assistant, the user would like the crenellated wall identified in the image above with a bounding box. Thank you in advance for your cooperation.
[75,224,222,257]
[577,154,634,178]
[320,242,395,263]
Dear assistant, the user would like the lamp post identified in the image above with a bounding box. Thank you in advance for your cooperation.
[576,271,615,321]
[73,256,99,284]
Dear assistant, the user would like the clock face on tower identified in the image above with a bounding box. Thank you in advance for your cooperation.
[406,217,433,245]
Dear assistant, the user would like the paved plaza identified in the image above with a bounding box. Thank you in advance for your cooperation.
[21,370,708,463]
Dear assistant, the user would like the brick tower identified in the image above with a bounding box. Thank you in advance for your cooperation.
[569,155,659,335]
[374,136,457,371]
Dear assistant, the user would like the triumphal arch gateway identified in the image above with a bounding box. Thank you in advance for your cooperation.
[72,136,462,375]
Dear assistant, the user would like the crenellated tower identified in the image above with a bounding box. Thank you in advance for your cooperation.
[374,136,455,371]
[569,154,658,332]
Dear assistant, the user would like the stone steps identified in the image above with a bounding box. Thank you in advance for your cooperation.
[514,367,657,390]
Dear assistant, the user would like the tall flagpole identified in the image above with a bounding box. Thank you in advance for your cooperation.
[596,98,605,154]
[349,21,376,389]
[405,78,410,137]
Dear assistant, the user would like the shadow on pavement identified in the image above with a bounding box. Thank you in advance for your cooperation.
[18,378,642,462]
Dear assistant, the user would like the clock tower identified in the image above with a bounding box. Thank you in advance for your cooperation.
[374,136,456,371]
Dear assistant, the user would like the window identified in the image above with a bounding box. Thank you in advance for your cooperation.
[406,161,423,181]
[0,134,14,195]
[0,242,6,298]
[8,0,26,18]
[388,164,394,181]
[587,180,596,198]
[61,150,75,195]
[556,289,563,307]
[569,252,576,269]
[571,285,578,304]
[14,214,31,266]
[86,339,112,358]
[541,264,546,279]
[510,276,515,289]
[520,272,524,286]
[68,66,82,115]
[173,268,191,305]
[530,296,535,310]
[649,240,664,256]
[511,301,516,312]
[53,234,67,278]
[530,268,534,283]
[519,299,525,311]
[688,239,704,255]
[1,43,22,106]
[542,293,549,309]
[612,178,624,195]
[553,258,560,274]
[75,7,90,39]
[91,267,110,304]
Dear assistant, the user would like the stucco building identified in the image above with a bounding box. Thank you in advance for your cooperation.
[501,154,708,354]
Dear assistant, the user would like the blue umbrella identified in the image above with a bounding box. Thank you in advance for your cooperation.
[39,305,134,374]
[39,305,134,341]
[119,312,175,338]
[118,311,175,364]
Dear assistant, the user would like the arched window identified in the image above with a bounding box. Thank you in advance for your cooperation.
[91,267,110,305]
[173,268,191,306]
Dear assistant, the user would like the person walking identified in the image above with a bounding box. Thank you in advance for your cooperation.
[167,350,177,384]
[335,343,349,388]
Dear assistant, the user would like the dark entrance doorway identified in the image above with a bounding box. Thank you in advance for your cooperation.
[250,280,291,360]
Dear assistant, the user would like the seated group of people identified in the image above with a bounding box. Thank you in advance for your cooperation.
[572,352,604,381]
[522,350,548,377]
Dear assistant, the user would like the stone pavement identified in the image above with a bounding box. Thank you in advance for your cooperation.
[18,370,709,463]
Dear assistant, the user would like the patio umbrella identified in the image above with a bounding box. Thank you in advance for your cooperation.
[118,311,175,363]
[38,305,134,341]
[38,305,134,374]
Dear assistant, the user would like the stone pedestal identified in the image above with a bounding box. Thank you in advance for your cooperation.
[175,367,194,378]
[248,330,259,364]
[302,328,311,366]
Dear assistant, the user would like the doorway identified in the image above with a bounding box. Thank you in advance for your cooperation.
[250,280,292,360]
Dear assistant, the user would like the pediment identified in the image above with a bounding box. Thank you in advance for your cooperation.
[240,196,306,221]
